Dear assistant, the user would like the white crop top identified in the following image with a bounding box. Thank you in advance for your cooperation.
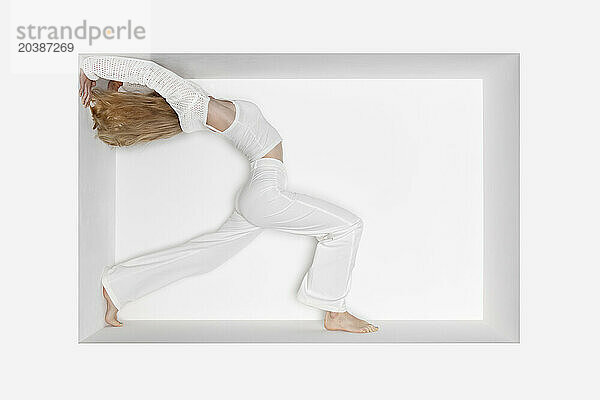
[220,100,283,161]
[81,56,282,161]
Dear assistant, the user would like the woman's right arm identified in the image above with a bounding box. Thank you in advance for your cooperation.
[80,56,193,100]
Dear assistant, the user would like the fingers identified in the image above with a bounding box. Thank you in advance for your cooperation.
[87,84,94,107]
[79,69,95,107]
[82,83,90,107]
[84,85,91,107]
[79,70,85,97]
[79,77,86,104]
[80,82,93,107]
[81,84,87,106]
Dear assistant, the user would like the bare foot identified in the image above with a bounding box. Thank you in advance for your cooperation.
[103,287,122,327]
[324,311,379,333]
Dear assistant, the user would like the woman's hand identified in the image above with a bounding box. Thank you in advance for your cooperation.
[79,69,96,108]
[107,80,123,92]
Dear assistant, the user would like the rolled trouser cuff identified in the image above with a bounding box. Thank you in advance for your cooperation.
[296,286,347,313]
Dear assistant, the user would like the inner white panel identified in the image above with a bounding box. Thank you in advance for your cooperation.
[115,79,483,320]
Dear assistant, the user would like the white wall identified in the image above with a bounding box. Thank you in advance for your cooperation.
[114,78,483,320]
[78,89,116,340]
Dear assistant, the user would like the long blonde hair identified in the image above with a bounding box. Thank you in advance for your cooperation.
[90,89,182,146]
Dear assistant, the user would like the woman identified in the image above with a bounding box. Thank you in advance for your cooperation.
[79,56,378,333]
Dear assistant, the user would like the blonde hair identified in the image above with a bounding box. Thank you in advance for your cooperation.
[90,89,182,146]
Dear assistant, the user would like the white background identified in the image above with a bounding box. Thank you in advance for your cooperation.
[2,0,599,399]
[115,79,483,321]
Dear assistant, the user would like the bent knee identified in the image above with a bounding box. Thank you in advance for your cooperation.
[337,217,363,237]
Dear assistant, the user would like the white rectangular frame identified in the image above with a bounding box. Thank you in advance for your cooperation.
[79,53,519,343]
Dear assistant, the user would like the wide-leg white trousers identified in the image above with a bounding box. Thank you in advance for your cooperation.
[102,158,363,312]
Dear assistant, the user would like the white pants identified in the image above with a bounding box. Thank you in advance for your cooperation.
[102,158,363,312]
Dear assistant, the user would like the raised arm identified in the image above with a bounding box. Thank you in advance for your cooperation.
[80,56,210,132]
